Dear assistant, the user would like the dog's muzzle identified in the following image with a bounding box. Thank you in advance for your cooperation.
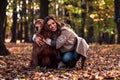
[35,26,39,31]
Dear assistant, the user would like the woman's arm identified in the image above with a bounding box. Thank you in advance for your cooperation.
[44,27,71,49]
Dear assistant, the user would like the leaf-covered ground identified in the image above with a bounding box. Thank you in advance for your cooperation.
[0,43,120,80]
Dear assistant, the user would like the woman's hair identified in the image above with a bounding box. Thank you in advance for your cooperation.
[61,22,71,28]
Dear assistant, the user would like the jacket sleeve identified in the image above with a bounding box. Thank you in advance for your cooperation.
[51,28,71,49]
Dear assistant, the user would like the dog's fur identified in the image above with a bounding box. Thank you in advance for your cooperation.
[30,19,58,68]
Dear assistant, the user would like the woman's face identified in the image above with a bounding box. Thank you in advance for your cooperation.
[47,19,57,32]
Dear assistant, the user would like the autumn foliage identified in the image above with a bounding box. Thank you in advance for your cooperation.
[0,43,119,79]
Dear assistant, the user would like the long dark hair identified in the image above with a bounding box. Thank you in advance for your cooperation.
[42,16,62,39]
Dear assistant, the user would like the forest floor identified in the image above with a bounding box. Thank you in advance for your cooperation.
[0,43,120,80]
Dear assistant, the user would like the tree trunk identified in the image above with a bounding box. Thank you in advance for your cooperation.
[86,26,94,43]
[24,21,29,42]
[114,0,120,44]
[29,0,34,42]
[3,17,7,42]
[80,2,87,38]
[81,12,86,38]
[39,0,49,19]
[19,22,23,42]
[22,0,29,42]
[11,4,17,42]
[0,0,10,55]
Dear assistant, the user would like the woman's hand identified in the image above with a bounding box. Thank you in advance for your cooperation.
[43,38,51,46]
[34,36,45,46]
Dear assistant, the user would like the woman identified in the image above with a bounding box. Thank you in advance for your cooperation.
[34,16,89,69]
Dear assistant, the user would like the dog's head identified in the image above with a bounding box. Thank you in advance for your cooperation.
[34,19,44,33]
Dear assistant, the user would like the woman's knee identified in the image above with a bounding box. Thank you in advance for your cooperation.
[62,52,73,63]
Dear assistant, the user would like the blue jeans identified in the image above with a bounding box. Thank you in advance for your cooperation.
[62,40,80,67]
[62,51,80,64]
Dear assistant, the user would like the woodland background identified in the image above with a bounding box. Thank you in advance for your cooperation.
[0,0,120,79]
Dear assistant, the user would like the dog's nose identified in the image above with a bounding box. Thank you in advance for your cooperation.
[35,26,39,31]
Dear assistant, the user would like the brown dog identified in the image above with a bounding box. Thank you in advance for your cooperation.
[30,19,59,68]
